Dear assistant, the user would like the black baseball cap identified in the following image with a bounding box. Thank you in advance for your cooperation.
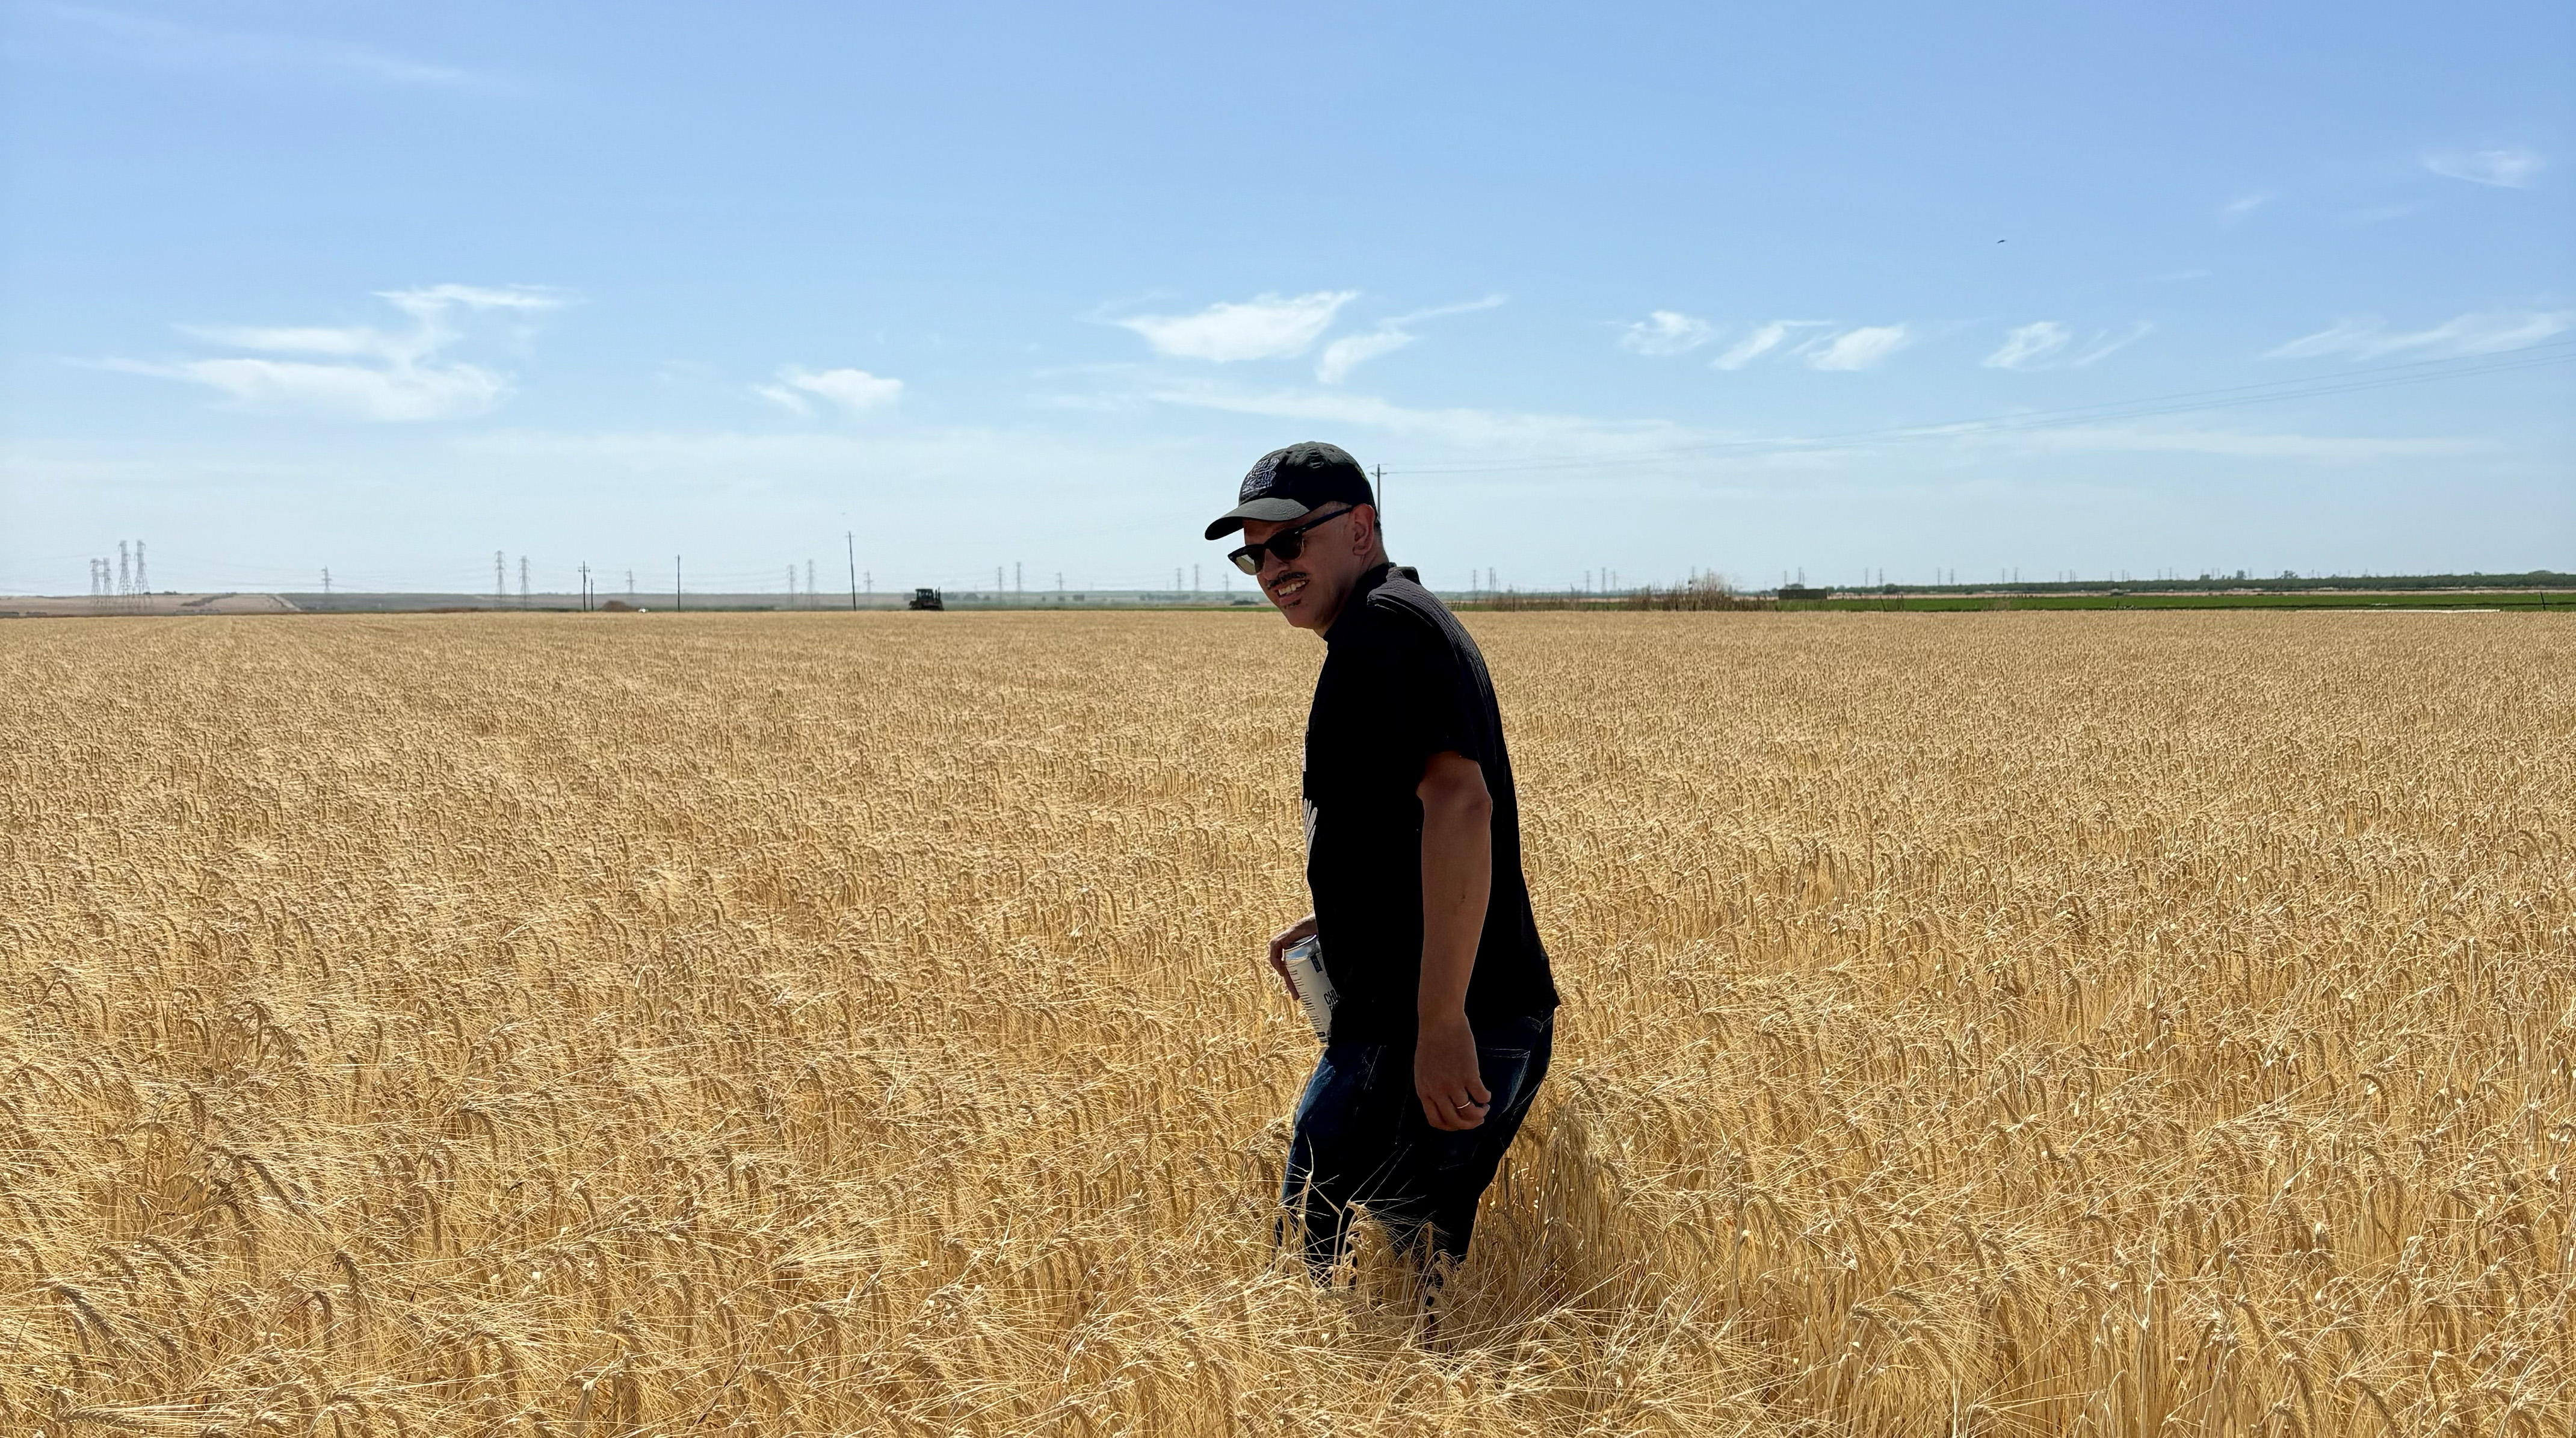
[1203,441,1376,541]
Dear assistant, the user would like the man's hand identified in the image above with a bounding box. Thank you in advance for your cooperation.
[1414,1012,1490,1130]
[1266,913,1319,1005]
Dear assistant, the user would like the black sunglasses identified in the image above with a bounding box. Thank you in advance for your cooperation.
[1227,504,1354,575]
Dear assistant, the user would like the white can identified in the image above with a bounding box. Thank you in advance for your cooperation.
[1282,935,1339,1043]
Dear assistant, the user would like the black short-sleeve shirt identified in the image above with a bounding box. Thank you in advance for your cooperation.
[1302,563,1557,1045]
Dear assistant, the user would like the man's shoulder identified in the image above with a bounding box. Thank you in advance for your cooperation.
[1363,569,1482,655]
[1361,568,1453,630]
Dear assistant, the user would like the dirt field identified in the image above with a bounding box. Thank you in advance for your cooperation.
[3,610,2568,1435]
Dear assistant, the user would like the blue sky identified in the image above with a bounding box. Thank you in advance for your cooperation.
[3,1,2569,596]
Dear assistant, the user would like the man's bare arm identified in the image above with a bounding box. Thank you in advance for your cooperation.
[1415,749,1493,1132]
[1265,913,1318,1005]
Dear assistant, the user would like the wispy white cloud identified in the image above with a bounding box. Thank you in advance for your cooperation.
[30,4,483,87]
[2421,147,2546,189]
[1993,425,2471,461]
[1125,377,1685,452]
[1313,296,1503,383]
[99,356,508,421]
[1315,330,1415,385]
[1985,322,2071,370]
[756,366,904,415]
[1986,320,2152,370]
[178,323,406,359]
[105,284,561,420]
[1619,311,1715,356]
[2068,323,2152,367]
[1804,324,1910,371]
[385,284,561,315]
[1712,320,1826,370]
[1710,319,1900,371]
[1117,375,2463,468]
[2220,191,2276,222]
[2264,308,2575,361]
[1116,291,1357,362]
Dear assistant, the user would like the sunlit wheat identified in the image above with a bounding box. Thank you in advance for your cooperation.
[2,610,2568,1435]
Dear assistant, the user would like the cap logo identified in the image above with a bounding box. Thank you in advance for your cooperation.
[1240,453,1283,501]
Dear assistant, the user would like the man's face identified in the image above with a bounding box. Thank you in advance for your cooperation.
[1240,504,1374,632]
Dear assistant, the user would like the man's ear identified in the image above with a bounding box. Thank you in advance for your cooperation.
[1350,503,1380,556]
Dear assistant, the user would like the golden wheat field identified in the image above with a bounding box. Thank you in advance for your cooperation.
[2,609,2570,1437]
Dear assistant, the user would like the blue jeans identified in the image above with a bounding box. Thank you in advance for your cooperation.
[1280,1012,1554,1274]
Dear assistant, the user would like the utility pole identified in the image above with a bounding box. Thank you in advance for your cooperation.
[806,559,817,606]
[1374,464,1385,521]
[578,562,591,611]
[787,565,797,605]
[322,568,332,598]
[627,569,636,600]
[675,556,682,612]
[847,533,859,610]
[519,556,530,607]
[1015,561,1022,595]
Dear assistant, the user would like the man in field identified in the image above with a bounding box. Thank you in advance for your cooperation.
[1206,440,1559,1280]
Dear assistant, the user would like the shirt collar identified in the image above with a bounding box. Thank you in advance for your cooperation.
[1323,561,1398,646]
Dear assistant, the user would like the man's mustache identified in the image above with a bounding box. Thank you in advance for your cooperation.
[1266,568,1309,593]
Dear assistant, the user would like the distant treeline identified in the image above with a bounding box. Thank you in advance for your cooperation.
[1855,569,2574,597]
[1458,571,2575,613]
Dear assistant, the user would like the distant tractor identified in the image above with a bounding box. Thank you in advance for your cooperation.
[907,587,945,611]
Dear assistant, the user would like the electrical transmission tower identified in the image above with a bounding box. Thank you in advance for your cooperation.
[117,542,130,597]
[134,542,147,595]
[519,556,530,607]
[806,559,817,606]
[495,551,507,604]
